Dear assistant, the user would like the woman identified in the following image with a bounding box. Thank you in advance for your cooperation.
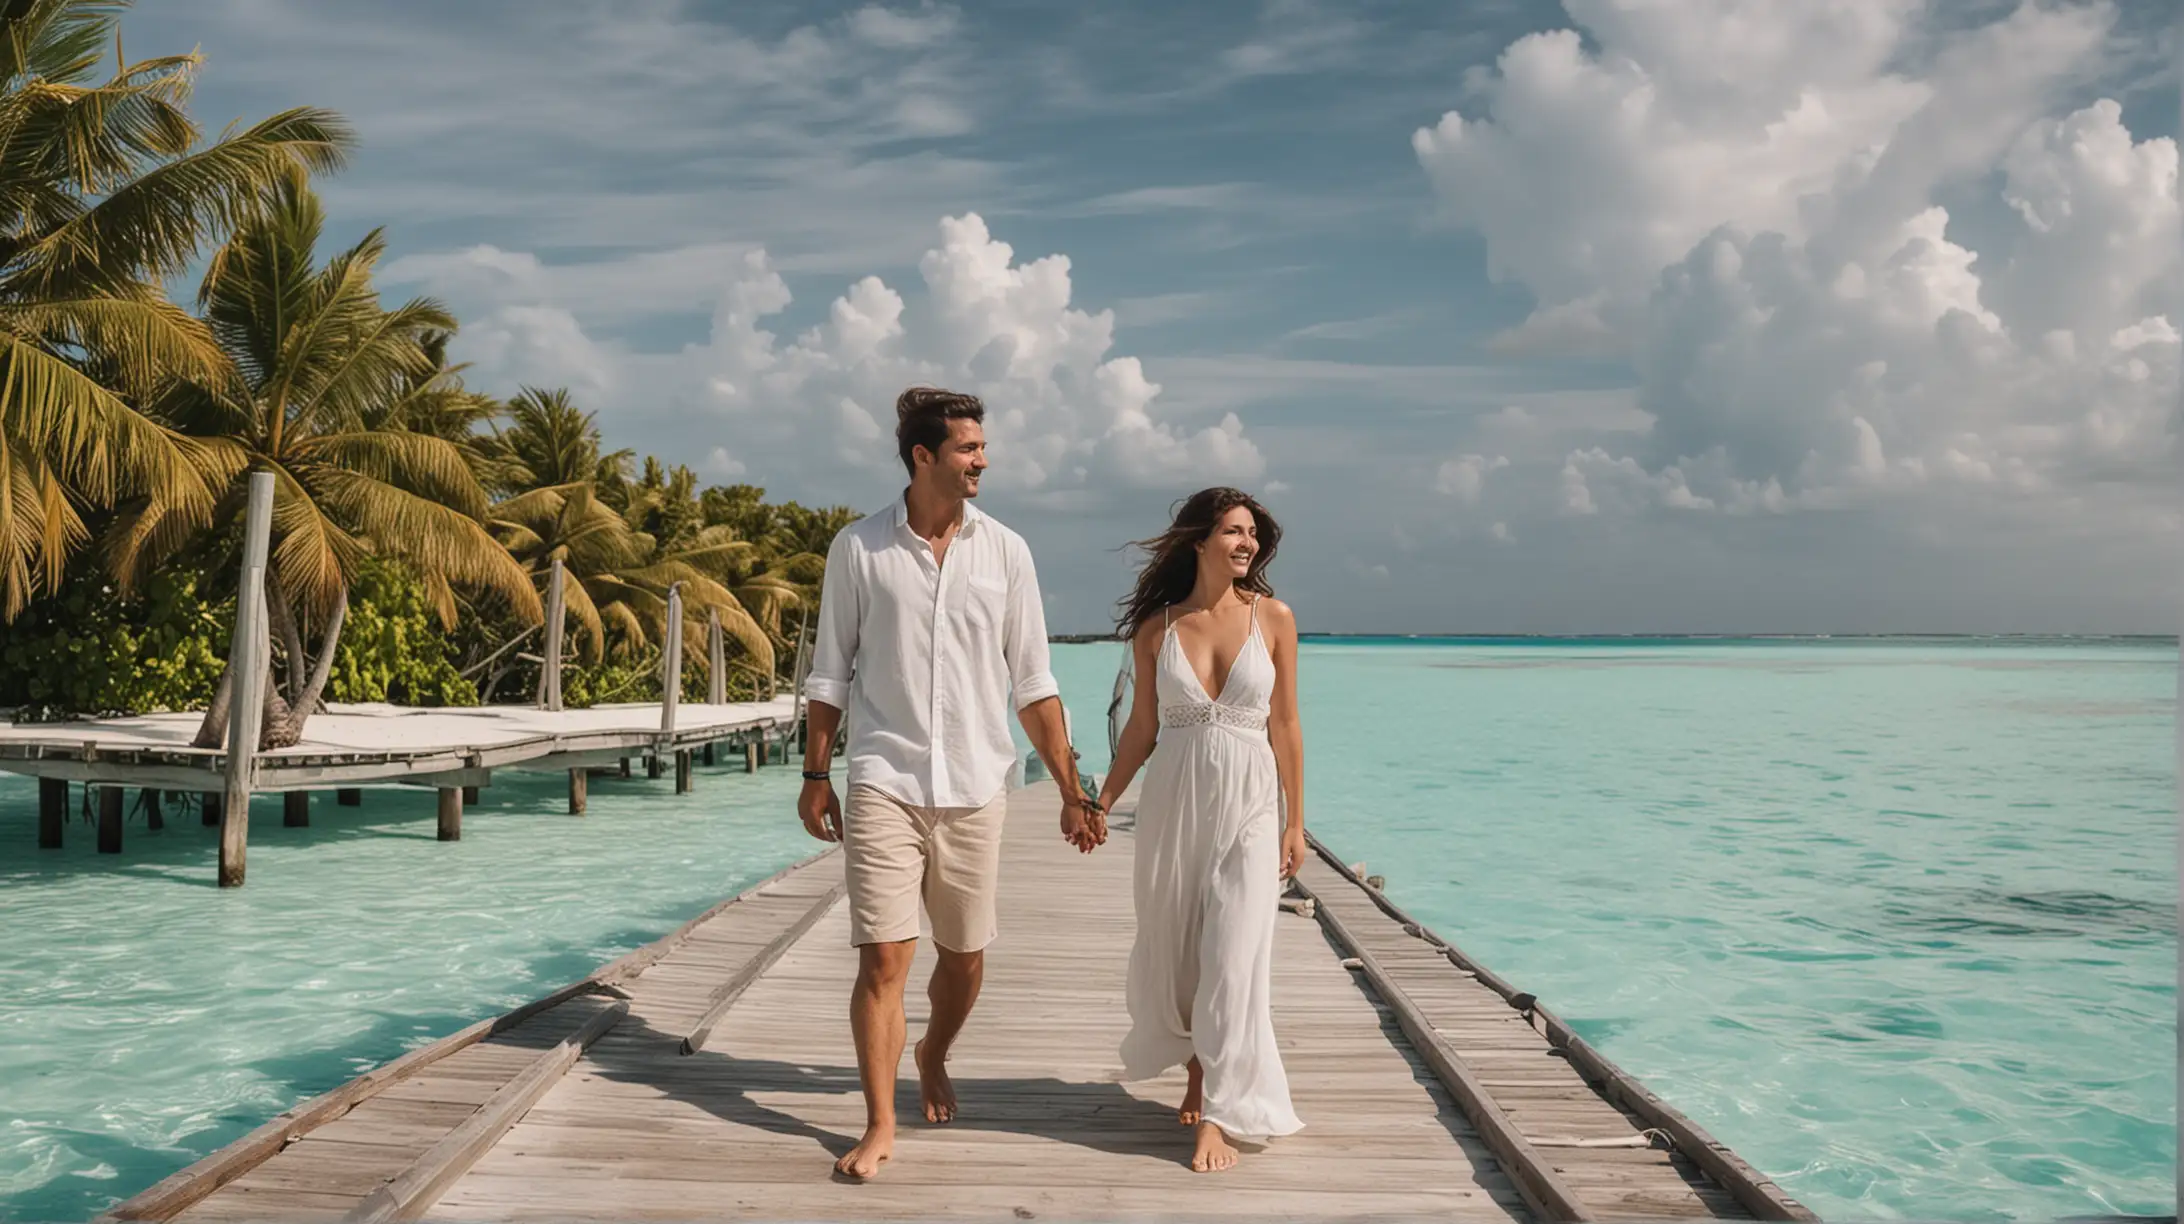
[1095,487,1307,1172]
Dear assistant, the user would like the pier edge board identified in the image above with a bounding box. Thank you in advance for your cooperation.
[1300,832,1817,1223]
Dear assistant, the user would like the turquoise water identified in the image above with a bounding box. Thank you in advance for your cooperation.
[2,639,2176,1221]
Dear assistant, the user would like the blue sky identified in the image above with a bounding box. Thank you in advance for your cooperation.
[130,1,2180,633]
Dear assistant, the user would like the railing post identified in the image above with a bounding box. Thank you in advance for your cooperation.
[707,610,725,706]
[539,559,566,712]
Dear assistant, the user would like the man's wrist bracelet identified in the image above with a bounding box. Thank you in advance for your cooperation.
[800,770,831,782]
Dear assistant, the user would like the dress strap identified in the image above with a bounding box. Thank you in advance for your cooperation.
[1248,593,1260,632]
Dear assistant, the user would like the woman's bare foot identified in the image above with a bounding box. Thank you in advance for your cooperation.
[914,1039,957,1123]
[1178,1056,1204,1125]
[834,1124,893,1180]
[1190,1120,1238,1172]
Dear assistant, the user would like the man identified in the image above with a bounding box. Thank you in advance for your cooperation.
[798,385,1104,1181]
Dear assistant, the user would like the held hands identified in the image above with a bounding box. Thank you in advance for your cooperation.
[1060,794,1108,854]
[798,778,843,842]
[1279,824,1307,879]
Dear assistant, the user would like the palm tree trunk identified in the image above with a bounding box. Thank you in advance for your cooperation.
[265,589,347,748]
[193,665,236,749]
[268,576,309,703]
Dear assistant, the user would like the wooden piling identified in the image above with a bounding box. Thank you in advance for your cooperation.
[674,750,693,794]
[200,792,221,828]
[437,788,462,841]
[744,739,759,773]
[97,786,123,853]
[143,788,164,831]
[618,758,631,779]
[38,777,66,848]
[284,791,309,827]
[568,769,587,815]
[646,754,663,780]
[539,559,566,712]
[462,785,481,805]
[220,471,276,889]
[707,610,726,706]
[337,788,362,806]
[703,742,716,767]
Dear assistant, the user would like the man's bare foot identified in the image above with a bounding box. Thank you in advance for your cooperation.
[1190,1121,1238,1172]
[835,1125,893,1180]
[1179,1057,1204,1125]
[914,1039,958,1123]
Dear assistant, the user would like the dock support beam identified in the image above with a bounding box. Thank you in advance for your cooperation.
[284,791,309,827]
[703,742,716,767]
[619,757,631,778]
[437,788,462,841]
[143,789,164,831]
[675,750,693,794]
[337,788,361,806]
[200,792,221,828]
[744,739,759,774]
[646,754,663,780]
[568,769,587,815]
[39,778,66,848]
[97,786,123,853]
[220,472,276,889]
[462,784,480,805]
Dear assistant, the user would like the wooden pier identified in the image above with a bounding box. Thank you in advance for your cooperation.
[99,780,1813,1223]
[1,697,800,878]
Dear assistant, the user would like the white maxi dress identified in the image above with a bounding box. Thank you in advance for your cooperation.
[1120,599,1304,1141]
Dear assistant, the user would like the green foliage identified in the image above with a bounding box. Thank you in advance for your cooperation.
[0,569,231,720]
[327,561,479,707]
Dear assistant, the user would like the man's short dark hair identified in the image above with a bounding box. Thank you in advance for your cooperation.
[896,386,985,477]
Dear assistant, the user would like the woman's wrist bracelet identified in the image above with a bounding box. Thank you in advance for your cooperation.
[800,769,831,782]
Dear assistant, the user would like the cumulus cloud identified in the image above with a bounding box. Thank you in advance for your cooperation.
[1435,452,1508,503]
[1415,0,2180,533]
[391,214,1264,502]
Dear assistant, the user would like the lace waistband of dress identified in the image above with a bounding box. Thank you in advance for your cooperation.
[1159,702,1268,732]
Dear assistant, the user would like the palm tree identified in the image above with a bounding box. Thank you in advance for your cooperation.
[0,0,353,618]
[146,179,537,748]
[485,393,773,691]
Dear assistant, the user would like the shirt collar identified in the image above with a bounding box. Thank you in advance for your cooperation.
[891,491,983,537]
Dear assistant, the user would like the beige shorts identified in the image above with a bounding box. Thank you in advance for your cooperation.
[842,784,1007,952]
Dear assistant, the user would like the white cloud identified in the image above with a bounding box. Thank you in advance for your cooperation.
[1435,453,1508,503]
[401,213,1263,502]
[1415,0,2178,534]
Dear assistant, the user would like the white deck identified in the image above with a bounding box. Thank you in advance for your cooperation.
[0,698,799,789]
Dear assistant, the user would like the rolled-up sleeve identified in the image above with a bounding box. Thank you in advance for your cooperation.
[1003,535,1059,710]
[802,529,860,711]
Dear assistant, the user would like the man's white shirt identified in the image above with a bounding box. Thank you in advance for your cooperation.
[803,496,1059,808]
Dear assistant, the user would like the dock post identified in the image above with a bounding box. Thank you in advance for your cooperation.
[97,786,123,853]
[703,742,716,766]
[38,778,66,848]
[283,791,309,827]
[337,788,361,806]
[660,582,684,735]
[539,559,566,712]
[437,787,462,841]
[646,754,663,780]
[707,610,725,706]
[142,788,164,831]
[744,739,759,774]
[675,750,693,793]
[220,471,276,888]
[462,784,480,805]
[619,758,631,778]
[568,769,587,815]
[200,792,221,827]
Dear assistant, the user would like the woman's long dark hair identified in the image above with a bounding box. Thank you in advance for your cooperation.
[1114,487,1281,640]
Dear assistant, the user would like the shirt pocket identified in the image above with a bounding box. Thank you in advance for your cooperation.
[964,573,1008,633]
